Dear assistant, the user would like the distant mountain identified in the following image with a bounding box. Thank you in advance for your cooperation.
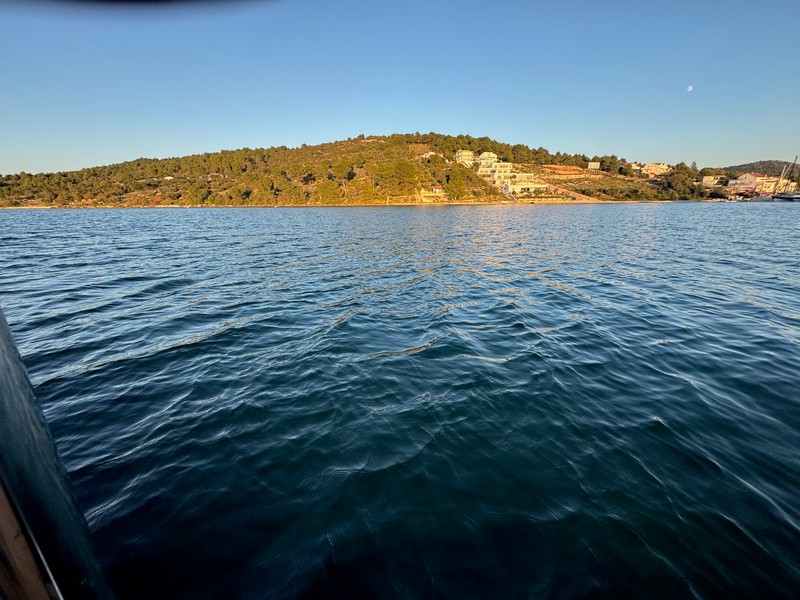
[722,159,798,177]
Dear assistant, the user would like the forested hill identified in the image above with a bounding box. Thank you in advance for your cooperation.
[722,159,798,177]
[0,133,595,208]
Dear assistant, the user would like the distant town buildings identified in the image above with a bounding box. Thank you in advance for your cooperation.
[450,150,798,201]
[729,172,768,191]
[699,171,797,196]
[726,172,796,195]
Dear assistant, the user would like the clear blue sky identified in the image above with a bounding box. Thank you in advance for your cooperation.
[2,0,798,174]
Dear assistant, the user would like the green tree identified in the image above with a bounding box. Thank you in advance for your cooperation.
[444,170,467,200]
[315,179,341,204]
[600,155,621,174]
[657,163,704,198]
[183,184,211,204]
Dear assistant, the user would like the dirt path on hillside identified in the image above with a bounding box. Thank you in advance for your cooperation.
[539,180,601,203]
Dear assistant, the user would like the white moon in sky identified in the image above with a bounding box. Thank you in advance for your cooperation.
[687,85,694,92]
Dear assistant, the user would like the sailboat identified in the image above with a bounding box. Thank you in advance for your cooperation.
[772,156,800,201]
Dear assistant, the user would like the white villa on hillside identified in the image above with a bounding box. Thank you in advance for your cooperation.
[455,150,475,166]
[456,149,548,197]
[502,173,548,195]
[477,152,498,166]
[478,160,512,180]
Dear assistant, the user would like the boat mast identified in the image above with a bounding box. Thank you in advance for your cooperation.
[782,155,798,194]
[775,163,789,194]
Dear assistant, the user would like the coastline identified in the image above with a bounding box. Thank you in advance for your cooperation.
[0,198,693,210]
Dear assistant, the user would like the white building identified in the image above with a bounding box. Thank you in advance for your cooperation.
[455,150,475,166]
[478,152,498,166]
[504,180,548,195]
[728,172,790,194]
[701,175,725,187]
[476,160,509,179]
[642,163,671,177]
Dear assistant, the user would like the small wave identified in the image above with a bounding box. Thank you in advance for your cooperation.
[364,335,444,359]
[3,206,800,599]
[451,353,513,363]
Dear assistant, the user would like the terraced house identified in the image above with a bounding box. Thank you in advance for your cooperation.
[458,150,548,197]
[455,150,475,166]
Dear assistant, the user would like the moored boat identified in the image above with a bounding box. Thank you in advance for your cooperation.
[771,155,798,201]
[772,192,800,201]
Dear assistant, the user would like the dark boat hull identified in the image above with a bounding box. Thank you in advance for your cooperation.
[772,193,800,202]
[0,309,112,599]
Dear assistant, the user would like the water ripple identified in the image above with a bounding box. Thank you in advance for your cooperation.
[1,205,799,598]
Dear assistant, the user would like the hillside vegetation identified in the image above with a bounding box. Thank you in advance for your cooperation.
[0,133,604,208]
[0,134,479,208]
[531,163,714,201]
[1,132,764,208]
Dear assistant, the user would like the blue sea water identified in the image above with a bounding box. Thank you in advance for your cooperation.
[1,204,799,599]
